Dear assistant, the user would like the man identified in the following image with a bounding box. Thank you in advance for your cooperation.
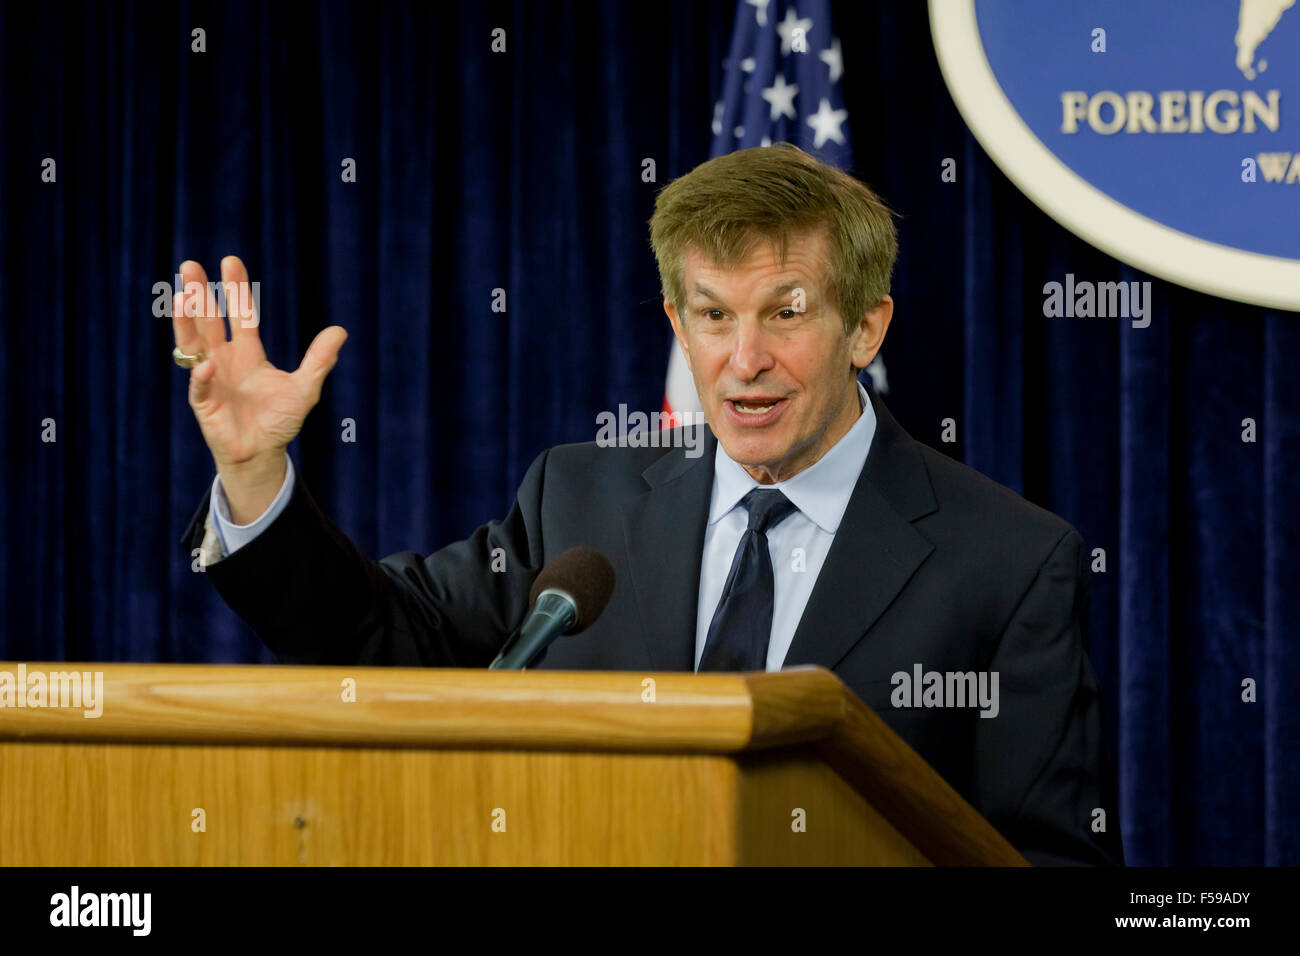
[176,144,1122,866]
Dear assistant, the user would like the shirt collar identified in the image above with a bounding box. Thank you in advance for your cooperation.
[709,381,877,534]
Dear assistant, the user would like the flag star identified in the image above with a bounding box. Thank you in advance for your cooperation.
[820,37,843,83]
[740,57,756,73]
[776,8,813,55]
[761,74,799,121]
[735,125,745,138]
[806,97,848,147]
[761,136,772,147]
[712,100,724,136]
[745,0,770,28]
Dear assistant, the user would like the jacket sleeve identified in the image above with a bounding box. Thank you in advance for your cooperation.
[972,529,1125,866]
[179,450,551,667]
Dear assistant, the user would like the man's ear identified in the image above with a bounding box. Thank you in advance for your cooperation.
[664,299,692,372]
[849,294,893,369]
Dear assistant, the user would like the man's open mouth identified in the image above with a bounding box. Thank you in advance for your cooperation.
[724,397,788,425]
[733,399,780,413]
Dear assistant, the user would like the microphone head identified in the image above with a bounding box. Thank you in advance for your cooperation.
[528,547,616,634]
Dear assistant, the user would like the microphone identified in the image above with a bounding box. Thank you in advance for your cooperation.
[489,547,616,670]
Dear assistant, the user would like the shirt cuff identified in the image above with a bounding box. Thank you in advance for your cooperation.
[207,453,296,559]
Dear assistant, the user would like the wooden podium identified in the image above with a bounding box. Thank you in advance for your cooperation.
[0,663,1026,866]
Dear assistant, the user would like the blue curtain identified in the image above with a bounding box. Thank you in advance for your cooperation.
[1,0,1295,866]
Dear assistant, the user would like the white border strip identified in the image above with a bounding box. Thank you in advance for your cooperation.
[929,0,1300,311]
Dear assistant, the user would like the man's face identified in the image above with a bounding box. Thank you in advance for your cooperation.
[665,228,892,484]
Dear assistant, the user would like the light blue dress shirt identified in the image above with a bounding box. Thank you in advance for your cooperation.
[207,453,296,556]
[693,382,876,672]
[212,383,878,675]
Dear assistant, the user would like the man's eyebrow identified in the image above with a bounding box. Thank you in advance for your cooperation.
[763,281,805,300]
[689,281,812,302]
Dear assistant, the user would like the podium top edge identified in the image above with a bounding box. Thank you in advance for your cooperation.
[0,662,847,752]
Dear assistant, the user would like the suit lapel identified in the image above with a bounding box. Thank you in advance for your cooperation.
[784,390,940,671]
[620,430,717,671]
[618,393,937,673]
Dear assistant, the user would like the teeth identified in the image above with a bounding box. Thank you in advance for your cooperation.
[735,401,776,413]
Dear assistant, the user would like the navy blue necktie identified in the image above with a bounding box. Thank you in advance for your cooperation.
[698,488,799,672]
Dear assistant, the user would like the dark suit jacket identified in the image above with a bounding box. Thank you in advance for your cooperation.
[182,389,1123,866]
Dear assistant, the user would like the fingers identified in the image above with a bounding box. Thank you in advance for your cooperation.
[220,255,260,339]
[188,354,218,406]
[292,326,348,401]
[171,287,202,357]
[179,260,227,355]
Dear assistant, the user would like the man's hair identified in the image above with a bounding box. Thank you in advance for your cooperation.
[648,143,898,335]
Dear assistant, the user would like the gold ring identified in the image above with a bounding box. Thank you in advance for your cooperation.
[173,346,206,370]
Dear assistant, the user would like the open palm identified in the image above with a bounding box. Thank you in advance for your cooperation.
[172,256,347,471]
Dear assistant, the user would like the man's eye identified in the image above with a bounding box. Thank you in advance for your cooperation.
[776,309,797,318]
[702,309,725,320]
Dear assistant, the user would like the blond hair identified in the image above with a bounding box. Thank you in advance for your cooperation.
[649,143,898,334]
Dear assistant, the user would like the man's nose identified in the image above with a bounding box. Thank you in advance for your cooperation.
[729,316,776,380]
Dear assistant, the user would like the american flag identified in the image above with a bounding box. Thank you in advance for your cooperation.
[664,0,887,426]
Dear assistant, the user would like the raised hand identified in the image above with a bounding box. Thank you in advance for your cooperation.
[173,256,347,523]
